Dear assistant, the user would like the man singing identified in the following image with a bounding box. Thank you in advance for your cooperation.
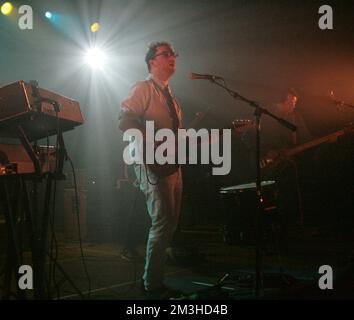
[118,41,183,299]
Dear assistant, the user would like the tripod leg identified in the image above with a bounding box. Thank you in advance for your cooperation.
[46,252,86,300]
[2,242,13,300]
[33,175,53,299]
[0,178,26,300]
[21,178,37,269]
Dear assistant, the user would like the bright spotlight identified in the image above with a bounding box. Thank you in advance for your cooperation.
[1,2,13,15]
[90,22,101,33]
[84,48,106,70]
[45,11,52,19]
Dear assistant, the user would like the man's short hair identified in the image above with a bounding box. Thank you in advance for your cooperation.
[287,88,299,98]
[145,41,174,72]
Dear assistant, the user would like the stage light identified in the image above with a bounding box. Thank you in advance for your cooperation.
[1,2,13,15]
[84,48,106,70]
[45,11,52,19]
[90,22,101,33]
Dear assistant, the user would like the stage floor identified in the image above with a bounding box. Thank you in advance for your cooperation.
[1,224,352,300]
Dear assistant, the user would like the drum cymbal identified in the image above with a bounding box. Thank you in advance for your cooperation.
[220,180,276,193]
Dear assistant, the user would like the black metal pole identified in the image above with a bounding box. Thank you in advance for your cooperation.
[254,106,263,298]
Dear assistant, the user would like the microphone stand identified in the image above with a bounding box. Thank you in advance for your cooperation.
[206,78,296,298]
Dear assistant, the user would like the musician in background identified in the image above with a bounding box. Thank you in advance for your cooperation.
[281,90,311,139]
[263,89,312,243]
[118,41,183,299]
[261,89,310,153]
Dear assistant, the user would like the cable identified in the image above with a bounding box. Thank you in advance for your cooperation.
[46,111,60,299]
[67,156,92,299]
[117,164,143,296]
[144,164,159,186]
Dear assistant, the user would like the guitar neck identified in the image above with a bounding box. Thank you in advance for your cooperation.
[285,129,346,156]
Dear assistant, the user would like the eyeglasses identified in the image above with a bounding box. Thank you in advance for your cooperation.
[154,51,179,59]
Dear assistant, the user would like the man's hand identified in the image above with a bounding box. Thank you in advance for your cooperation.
[261,149,286,168]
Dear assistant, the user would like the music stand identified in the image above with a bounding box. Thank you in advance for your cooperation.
[205,77,296,298]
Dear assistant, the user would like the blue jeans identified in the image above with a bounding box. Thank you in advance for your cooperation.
[134,164,183,290]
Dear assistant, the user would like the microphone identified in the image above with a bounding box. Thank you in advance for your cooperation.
[189,72,223,81]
